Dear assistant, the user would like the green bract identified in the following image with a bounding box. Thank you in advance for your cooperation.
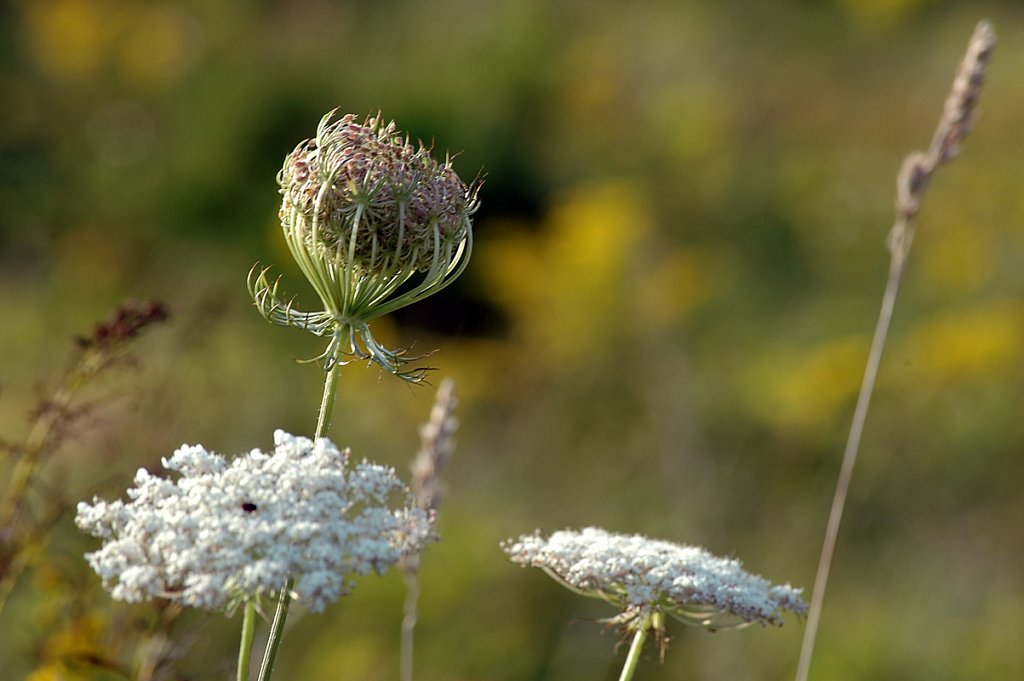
[249,111,478,380]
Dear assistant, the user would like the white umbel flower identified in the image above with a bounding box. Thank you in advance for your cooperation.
[502,527,806,631]
[76,430,432,613]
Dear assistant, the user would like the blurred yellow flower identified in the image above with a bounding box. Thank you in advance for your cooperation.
[480,181,710,368]
[744,336,869,434]
[24,0,115,81]
[28,612,110,681]
[118,5,200,88]
[900,301,1023,384]
[22,0,198,87]
[919,221,994,296]
[838,0,927,31]
[481,182,648,363]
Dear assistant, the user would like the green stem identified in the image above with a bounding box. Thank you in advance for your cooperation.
[255,359,342,681]
[618,613,653,681]
[315,360,342,439]
[238,601,257,681]
[257,578,294,681]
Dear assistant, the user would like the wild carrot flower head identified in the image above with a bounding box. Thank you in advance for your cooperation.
[249,111,479,381]
[76,431,433,613]
[502,527,806,632]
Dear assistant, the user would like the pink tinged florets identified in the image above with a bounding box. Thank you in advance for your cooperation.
[250,110,478,380]
[279,112,478,273]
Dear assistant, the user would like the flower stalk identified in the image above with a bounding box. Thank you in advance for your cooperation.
[237,601,257,681]
[256,578,294,681]
[504,527,806,672]
[400,379,459,681]
[617,612,654,681]
[246,110,474,680]
[256,362,341,681]
[794,20,996,681]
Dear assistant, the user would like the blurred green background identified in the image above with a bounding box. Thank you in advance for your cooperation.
[2,0,1023,679]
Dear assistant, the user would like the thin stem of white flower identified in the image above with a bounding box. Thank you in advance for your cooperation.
[257,577,295,681]
[256,358,342,681]
[618,613,652,681]
[238,600,257,681]
[316,357,342,439]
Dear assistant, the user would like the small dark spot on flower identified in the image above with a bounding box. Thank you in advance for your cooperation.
[241,502,258,513]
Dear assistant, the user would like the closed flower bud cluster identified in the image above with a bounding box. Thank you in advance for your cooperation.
[250,110,479,379]
[76,431,433,613]
[279,112,474,274]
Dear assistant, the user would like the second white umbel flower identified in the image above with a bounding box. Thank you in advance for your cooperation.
[76,430,432,613]
[503,527,806,632]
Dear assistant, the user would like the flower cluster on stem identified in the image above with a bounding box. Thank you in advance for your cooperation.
[76,430,432,613]
[249,111,479,380]
[503,528,807,633]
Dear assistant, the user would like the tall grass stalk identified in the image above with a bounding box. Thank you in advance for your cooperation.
[400,379,459,681]
[794,20,996,681]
